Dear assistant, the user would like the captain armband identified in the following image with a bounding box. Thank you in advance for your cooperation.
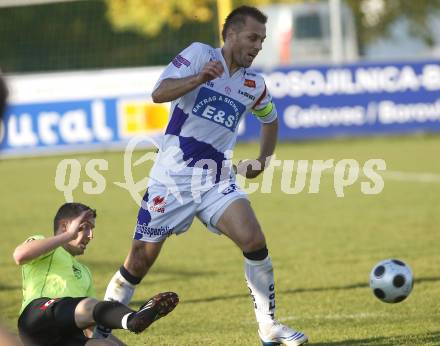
[252,102,277,123]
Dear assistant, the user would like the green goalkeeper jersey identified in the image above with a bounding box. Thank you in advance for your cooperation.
[20,235,96,313]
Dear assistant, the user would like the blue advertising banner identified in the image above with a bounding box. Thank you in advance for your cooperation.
[1,60,439,157]
[0,96,169,157]
[237,59,440,141]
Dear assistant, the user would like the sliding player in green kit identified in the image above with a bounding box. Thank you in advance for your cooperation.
[13,203,178,346]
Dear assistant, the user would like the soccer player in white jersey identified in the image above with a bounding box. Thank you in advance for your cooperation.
[101,6,308,345]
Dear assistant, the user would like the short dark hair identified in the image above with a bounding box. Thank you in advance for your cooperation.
[222,5,267,41]
[53,203,96,234]
[0,74,8,120]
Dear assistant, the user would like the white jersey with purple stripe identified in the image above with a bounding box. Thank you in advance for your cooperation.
[150,42,277,185]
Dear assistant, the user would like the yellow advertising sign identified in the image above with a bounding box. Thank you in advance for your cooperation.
[118,99,169,137]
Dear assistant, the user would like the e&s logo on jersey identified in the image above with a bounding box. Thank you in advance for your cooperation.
[192,87,245,132]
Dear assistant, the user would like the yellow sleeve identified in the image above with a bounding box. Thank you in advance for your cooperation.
[84,265,97,298]
[23,234,55,264]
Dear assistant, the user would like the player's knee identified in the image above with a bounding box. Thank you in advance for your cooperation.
[75,298,99,328]
[241,230,266,253]
[76,298,98,316]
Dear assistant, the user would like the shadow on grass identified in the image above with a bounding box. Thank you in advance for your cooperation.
[166,276,440,304]
[84,260,220,280]
[313,331,440,345]
[87,256,440,306]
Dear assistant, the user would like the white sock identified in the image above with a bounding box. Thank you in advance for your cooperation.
[245,256,276,327]
[104,270,136,306]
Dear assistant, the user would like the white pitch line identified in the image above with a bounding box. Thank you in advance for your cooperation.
[272,165,440,184]
[381,170,440,183]
[244,312,387,325]
[280,312,388,321]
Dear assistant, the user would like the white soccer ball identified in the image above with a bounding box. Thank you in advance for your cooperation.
[369,259,413,303]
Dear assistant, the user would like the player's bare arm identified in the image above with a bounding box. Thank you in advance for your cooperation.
[257,117,278,167]
[236,118,278,179]
[13,210,91,265]
[152,60,224,103]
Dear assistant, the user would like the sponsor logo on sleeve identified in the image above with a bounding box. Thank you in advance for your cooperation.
[244,79,256,88]
[238,89,256,101]
[172,54,191,68]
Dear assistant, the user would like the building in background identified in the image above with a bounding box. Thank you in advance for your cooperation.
[254,1,358,68]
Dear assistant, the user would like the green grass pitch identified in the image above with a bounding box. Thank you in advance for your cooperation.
[1,134,440,345]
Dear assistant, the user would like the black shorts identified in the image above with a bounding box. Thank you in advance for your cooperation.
[18,297,89,346]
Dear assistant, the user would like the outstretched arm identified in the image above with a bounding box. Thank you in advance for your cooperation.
[152,60,224,103]
[13,210,91,265]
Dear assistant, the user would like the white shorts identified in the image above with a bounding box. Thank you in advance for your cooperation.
[133,178,247,242]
